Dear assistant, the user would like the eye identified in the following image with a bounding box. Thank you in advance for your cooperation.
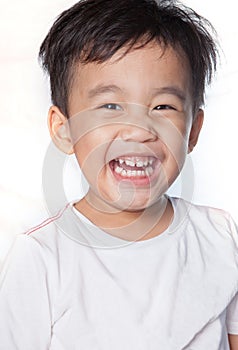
[100,103,122,111]
[154,105,175,111]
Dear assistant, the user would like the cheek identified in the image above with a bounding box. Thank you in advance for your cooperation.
[73,130,111,181]
[157,118,189,164]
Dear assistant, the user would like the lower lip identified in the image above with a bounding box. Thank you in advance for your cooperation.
[109,161,161,186]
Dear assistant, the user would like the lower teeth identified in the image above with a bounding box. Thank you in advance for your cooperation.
[115,166,153,177]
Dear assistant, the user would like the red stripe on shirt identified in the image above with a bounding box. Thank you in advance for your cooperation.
[25,203,71,235]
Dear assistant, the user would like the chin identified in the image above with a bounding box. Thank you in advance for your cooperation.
[110,192,161,212]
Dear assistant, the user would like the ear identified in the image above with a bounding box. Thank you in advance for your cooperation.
[48,106,74,154]
[188,109,204,153]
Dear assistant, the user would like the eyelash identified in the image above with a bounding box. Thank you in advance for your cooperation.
[100,103,122,110]
[99,103,176,111]
[154,105,175,111]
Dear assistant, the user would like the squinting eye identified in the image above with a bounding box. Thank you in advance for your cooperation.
[100,103,122,110]
[154,105,175,110]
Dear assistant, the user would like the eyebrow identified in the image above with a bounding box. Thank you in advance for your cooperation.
[152,86,186,103]
[88,84,123,99]
[87,84,186,102]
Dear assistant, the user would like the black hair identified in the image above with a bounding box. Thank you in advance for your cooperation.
[39,0,218,117]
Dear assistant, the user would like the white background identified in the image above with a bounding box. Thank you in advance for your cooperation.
[0,0,237,261]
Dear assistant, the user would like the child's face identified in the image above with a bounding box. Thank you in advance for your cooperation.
[50,43,203,212]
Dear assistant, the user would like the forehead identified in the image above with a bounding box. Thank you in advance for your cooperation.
[69,43,192,113]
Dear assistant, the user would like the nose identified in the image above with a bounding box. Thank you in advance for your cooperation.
[118,104,158,143]
[119,124,157,143]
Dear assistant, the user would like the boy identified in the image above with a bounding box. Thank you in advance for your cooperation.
[0,0,238,349]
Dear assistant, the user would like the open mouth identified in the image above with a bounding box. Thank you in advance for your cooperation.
[109,156,160,184]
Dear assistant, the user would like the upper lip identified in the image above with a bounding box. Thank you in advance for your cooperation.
[105,141,161,165]
[107,152,159,163]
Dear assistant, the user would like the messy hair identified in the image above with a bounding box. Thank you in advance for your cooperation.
[39,0,218,117]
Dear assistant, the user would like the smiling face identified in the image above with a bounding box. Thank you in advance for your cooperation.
[49,42,203,214]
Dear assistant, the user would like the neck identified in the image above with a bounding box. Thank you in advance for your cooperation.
[74,194,174,241]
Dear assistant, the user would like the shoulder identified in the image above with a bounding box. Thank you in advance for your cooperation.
[171,196,238,249]
[170,197,238,297]
[1,228,58,278]
[0,204,77,285]
[1,205,75,270]
[23,204,74,250]
[172,196,236,231]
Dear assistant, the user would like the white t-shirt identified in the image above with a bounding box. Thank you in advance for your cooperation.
[0,197,238,350]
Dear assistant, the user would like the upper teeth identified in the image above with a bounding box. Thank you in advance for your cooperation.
[117,158,154,167]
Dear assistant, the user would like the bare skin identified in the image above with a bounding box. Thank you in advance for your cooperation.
[48,41,236,344]
[229,334,238,350]
[48,43,203,241]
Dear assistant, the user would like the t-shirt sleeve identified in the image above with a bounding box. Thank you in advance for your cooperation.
[227,293,238,334]
[226,214,238,335]
[0,234,52,349]
[227,213,238,250]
